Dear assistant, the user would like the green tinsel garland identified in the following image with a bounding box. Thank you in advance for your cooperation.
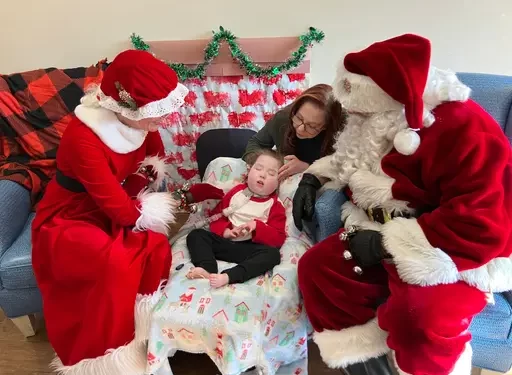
[130,26,325,81]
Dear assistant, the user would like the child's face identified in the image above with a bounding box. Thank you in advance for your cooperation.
[247,154,280,196]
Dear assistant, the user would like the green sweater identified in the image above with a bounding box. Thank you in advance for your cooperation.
[242,108,291,163]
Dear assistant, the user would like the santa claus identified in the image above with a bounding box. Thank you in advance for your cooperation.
[292,34,512,375]
[31,50,221,375]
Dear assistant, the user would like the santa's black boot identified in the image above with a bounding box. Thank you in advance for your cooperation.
[340,355,394,375]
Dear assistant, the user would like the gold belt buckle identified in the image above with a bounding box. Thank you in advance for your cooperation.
[367,207,392,224]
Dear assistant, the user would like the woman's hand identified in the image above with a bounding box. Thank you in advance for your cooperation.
[278,155,309,181]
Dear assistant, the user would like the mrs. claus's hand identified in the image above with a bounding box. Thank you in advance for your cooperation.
[278,155,309,181]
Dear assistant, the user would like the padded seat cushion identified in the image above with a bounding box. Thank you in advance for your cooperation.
[470,293,512,340]
[0,213,36,290]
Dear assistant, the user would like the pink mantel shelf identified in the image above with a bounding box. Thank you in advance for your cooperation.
[146,36,311,77]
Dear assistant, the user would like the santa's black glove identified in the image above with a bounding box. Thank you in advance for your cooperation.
[345,230,390,268]
[293,173,322,231]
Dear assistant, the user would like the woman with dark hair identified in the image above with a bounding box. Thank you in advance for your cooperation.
[243,84,347,181]
[243,84,348,241]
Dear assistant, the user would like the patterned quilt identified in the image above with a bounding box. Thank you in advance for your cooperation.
[148,157,313,375]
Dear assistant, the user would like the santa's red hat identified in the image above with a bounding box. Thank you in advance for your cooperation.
[92,49,188,120]
[344,34,432,155]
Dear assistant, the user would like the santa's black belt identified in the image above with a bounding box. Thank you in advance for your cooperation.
[55,169,86,193]
[366,207,411,224]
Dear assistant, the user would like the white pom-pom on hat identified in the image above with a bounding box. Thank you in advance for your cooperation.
[394,129,421,156]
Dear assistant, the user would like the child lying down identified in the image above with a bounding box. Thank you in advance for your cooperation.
[186,150,287,288]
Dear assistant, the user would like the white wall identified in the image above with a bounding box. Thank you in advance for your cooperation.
[1,0,511,84]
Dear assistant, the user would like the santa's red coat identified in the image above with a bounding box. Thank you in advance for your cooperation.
[310,99,512,291]
[32,117,174,371]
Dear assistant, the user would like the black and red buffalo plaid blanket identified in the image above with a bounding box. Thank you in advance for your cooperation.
[0,61,108,208]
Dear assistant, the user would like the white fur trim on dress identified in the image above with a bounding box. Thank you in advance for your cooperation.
[382,217,512,291]
[50,283,166,375]
[135,190,179,235]
[82,83,189,121]
[313,318,389,369]
[75,104,147,154]
[50,340,147,375]
[134,281,167,342]
[391,342,472,375]
[138,155,167,191]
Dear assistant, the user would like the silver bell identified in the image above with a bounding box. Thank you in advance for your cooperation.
[343,250,353,260]
[353,266,363,275]
[340,232,349,241]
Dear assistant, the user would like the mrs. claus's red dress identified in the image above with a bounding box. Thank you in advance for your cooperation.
[32,104,177,373]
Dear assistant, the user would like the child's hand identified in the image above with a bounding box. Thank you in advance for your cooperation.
[223,227,244,239]
[243,220,257,233]
[223,228,236,239]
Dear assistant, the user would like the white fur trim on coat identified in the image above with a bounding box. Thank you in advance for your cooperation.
[459,256,512,293]
[138,155,167,191]
[382,217,512,292]
[306,154,338,181]
[304,154,344,191]
[348,170,412,214]
[341,201,381,231]
[381,217,460,286]
[135,190,179,235]
[314,318,389,368]
[391,343,472,375]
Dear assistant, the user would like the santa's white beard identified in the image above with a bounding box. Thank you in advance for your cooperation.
[331,111,407,186]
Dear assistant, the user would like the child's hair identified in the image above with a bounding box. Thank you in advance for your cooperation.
[246,149,284,168]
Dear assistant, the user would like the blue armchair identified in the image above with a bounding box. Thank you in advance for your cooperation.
[0,180,41,336]
[313,72,512,373]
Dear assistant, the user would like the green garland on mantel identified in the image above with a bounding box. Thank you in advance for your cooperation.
[130,26,325,81]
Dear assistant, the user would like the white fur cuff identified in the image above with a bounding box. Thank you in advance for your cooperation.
[305,155,339,182]
[50,340,147,375]
[313,318,389,369]
[381,218,459,286]
[135,190,179,235]
[138,155,167,191]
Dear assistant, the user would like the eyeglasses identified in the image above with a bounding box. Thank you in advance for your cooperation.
[291,115,324,135]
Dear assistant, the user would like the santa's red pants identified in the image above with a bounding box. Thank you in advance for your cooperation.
[298,230,488,375]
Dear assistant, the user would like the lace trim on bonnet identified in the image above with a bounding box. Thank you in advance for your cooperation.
[80,83,189,121]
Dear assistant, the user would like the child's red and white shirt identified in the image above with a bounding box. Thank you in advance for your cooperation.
[209,183,286,248]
